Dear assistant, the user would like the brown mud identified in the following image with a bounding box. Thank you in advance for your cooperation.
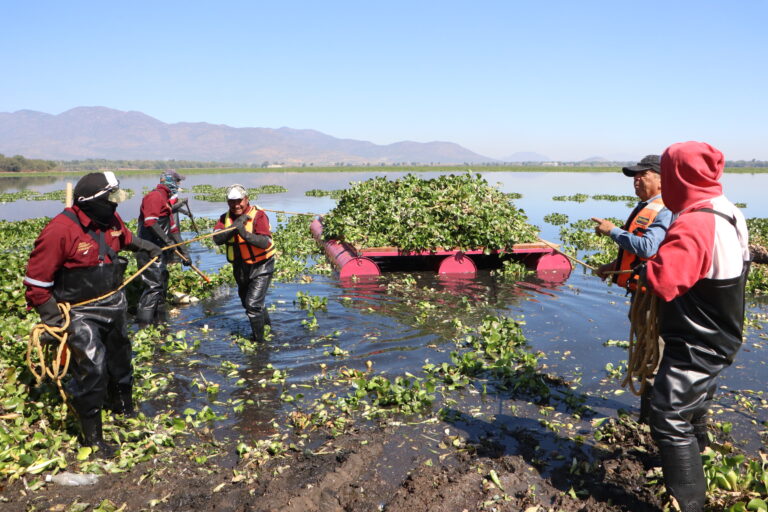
[3,412,672,512]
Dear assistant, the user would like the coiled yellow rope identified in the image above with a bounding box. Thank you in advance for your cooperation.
[25,226,236,399]
[621,282,661,396]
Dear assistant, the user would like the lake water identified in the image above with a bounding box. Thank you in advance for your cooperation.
[6,170,768,450]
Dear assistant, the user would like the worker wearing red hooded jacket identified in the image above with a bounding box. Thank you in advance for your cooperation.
[640,142,750,511]
[24,172,162,457]
[135,171,191,326]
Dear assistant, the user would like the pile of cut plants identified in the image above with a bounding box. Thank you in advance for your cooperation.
[321,173,539,252]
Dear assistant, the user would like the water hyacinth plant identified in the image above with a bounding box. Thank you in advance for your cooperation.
[322,173,538,252]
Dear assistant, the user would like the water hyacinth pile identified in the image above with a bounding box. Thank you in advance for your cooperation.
[322,173,538,252]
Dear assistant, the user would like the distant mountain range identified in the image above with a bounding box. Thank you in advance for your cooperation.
[0,107,496,165]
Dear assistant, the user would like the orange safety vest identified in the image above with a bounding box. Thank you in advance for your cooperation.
[615,197,665,289]
[224,205,276,264]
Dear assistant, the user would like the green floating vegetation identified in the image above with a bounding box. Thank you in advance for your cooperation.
[305,189,344,199]
[0,189,134,204]
[558,218,621,268]
[490,259,533,281]
[748,218,768,248]
[591,194,637,202]
[552,193,589,202]
[322,173,539,252]
[553,193,637,203]
[543,213,569,226]
[191,184,287,202]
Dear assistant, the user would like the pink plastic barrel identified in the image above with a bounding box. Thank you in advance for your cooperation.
[437,252,477,275]
[339,257,380,278]
[534,251,572,282]
[310,219,381,277]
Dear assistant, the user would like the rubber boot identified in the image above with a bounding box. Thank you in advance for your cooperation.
[659,443,706,512]
[109,384,135,418]
[692,414,709,452]
[249,316,265,343]
[154,304,168,326]
[80,413,117,459]
[135,308,154,329]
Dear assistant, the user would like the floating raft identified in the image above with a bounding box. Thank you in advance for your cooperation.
[310,218,572,281]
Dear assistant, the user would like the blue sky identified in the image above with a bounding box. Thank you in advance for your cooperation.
[2,1,766,161]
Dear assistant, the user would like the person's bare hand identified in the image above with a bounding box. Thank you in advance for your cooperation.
[591,217,616,236]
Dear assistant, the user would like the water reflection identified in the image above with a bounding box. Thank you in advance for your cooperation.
[0,175,58,192]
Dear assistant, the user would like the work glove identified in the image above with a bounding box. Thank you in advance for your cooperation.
[179,249,192,266]
[171,197,189,213]
[169,232,191,266]
[233,214,249,236]
[36,298,66,345]
[127,237,163,259]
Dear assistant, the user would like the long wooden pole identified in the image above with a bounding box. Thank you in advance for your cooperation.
[65,182,73,208]
[174,249,211,283]
[537,238,596,271]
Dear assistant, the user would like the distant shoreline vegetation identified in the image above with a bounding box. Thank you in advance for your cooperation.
[0,154,57,172]
[1,155,767,176]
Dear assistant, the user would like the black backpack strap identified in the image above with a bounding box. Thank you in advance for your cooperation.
[60,209,118,263]
[690,207,737,227]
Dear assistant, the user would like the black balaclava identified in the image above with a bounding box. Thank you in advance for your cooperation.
[74,172,118,228]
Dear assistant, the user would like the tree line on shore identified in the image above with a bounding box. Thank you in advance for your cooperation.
[2,153,768,172]
[0,154,57,172]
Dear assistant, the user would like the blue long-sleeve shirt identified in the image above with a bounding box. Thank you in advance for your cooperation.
[608,193,672,259]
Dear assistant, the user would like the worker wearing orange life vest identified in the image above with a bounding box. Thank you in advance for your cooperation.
[591,155,672,424]
[592,155,672,290]
[212,184,275,342]
[612,197,666,289]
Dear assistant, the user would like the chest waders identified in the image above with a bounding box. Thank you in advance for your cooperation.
[136,215,172,326]
[650,209,749,512]
[55,210,133,458]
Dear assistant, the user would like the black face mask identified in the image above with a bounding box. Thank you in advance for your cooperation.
[77,198,118,228]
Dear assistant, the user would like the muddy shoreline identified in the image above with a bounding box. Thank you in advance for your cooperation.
[4,410,670,512]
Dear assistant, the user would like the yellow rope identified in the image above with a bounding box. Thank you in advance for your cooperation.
[26,302,72,400]
[25,226,237,399]
[621,281,661,396]
[262,208,321,217]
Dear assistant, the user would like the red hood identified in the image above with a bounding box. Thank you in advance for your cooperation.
[660,141,724,214]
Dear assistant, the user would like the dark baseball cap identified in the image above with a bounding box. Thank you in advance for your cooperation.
[622,155,661,177]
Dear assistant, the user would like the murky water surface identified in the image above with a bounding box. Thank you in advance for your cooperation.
[5,170,768,450]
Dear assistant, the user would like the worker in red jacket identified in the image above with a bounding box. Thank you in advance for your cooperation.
[24,172,161,457]
[167,169,192,263]
[212,184,276,341]
[640,142,750,511]
[135,171,191,327]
